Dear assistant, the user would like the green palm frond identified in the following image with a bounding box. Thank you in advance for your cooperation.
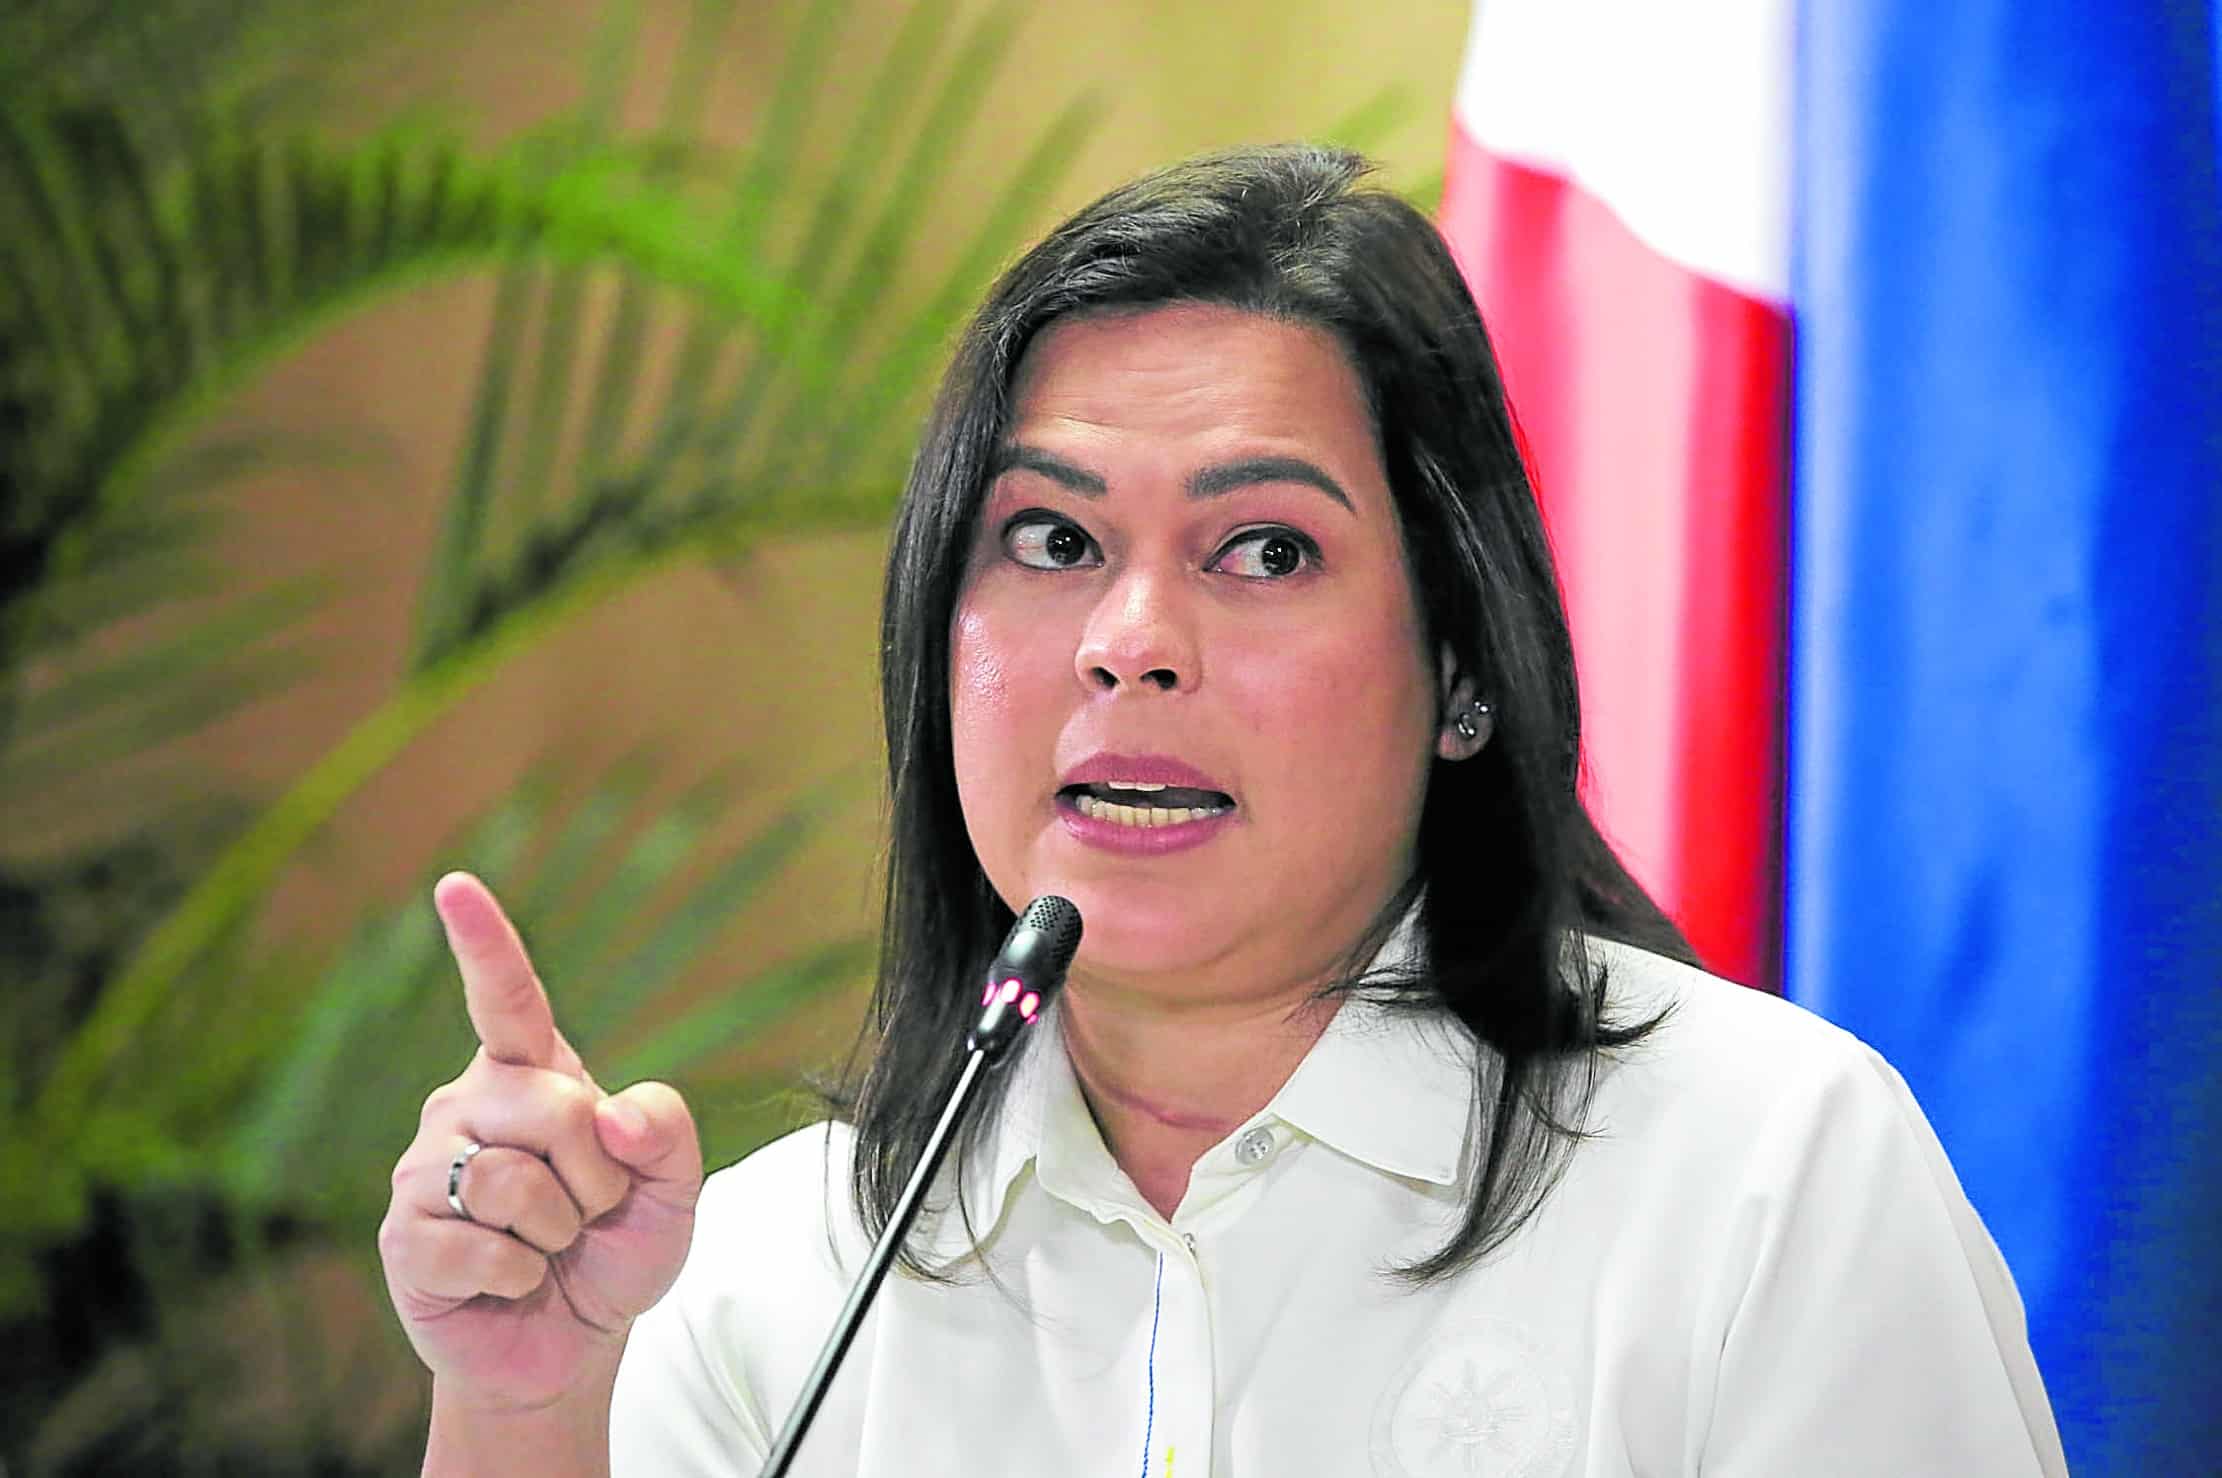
[5,0,1101,1352]
[215,762,871,1226]
[0,0,507,147]
[0,578,321,801]
[0,101,806,630]
[737,0,1028,499]
[408,0,1106,640]
[0,84,821,851]
[0,1,1117,1463]
[801,89,1105,499]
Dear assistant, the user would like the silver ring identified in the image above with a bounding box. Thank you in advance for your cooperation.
[447,1140,485,1221]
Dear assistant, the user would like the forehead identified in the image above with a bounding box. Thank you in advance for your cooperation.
[1004,303,1380,461]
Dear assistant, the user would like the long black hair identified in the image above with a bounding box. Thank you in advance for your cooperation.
[841,144,1697,1281]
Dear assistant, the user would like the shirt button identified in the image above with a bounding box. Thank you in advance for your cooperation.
[1234,1125,1276,1167]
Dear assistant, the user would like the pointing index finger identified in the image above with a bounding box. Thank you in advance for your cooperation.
[435,871,559,1070]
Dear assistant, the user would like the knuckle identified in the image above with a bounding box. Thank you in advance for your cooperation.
[376,1210,410,1267]
[524,1200,581,1255]
[563,1153,624,1220]
[466,1231,506,1282]
[577,1181,625,1224]
[555,1080,599,1135]
[490,1243,547,1300]
[418,1081,463,1127]
[473,1151,525,1221]
[545,1206,583,1250]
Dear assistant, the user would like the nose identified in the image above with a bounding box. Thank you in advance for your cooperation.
[1074,565,1196,694]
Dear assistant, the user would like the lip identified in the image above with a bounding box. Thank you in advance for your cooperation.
[1057,752,1233,795]
[1054,752,1237,857]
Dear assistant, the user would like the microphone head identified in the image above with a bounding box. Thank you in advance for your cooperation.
[1011,895,1083,976]
[967,895,1083,1063]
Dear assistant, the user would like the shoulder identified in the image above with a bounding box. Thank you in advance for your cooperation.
[1569,943,2065,1471]
[697,1119,853,1217]
[685,1120,868,1293]
[1569,937,1977,1251]
[612,1122,867,1470]
[1584,936,1907,1133]
[1570,938,2022,1252]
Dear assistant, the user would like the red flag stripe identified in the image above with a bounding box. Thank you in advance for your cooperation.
[1439,126,1790,987]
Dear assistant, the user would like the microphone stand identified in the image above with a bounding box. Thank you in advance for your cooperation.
[757,1050,987,1477]
[759,896,1080,1478]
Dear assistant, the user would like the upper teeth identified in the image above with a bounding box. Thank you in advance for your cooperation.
[1103,781,1166,791]
[1074,793,1225,826]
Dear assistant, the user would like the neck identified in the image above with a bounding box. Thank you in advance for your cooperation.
[1059,975,1341,1222]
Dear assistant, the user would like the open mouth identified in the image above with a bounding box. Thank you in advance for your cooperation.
[1058,781,1236,828]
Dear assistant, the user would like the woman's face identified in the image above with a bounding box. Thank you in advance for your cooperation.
[949,303,1452,1005]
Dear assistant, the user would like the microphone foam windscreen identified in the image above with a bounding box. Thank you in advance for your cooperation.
[1019,895,1083,978]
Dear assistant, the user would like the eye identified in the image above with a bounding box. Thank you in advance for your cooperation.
[1003,513,1100,570]
[1210,527,1317,579]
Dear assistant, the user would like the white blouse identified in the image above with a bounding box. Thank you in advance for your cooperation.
[610,939,2066,1476]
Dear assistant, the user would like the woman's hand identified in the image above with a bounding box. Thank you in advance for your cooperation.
[379,872,703,1415]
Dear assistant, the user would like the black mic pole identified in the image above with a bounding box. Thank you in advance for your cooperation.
[759,896,1082,1478]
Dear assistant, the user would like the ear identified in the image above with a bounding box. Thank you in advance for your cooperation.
[1434,644,1493,762]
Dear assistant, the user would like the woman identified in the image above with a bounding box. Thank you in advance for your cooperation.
[380,147,2066,1476]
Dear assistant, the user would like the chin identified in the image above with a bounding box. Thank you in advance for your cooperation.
[1075,924,1225,982]
[1029,874,1243,983]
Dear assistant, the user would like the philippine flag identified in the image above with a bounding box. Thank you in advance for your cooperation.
[1440,1,2222,1472]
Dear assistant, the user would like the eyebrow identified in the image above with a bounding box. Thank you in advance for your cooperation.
[1187,455,1353,511]
[991,444,1354,512]
[992,444,1106,495]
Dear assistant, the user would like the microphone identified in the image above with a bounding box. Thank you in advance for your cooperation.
[969,895,1085,1063]
[760,896,1082,1477]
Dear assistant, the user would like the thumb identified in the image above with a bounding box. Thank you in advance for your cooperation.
[595,1081,703,1206]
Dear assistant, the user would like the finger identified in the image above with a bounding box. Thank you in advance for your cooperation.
[381,1213,550,1303]
[435,871,559,1071]
[594,1081,704,1210]
[449,1065,634,1222]
[447,1143,584,1255]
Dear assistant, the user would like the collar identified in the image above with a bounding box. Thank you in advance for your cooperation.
[955,918,1478,1233]
[1264,990,1477,1187]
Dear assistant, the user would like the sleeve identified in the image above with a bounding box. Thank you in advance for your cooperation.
[608,1271,770,1476]
[1694,1037,2069,1477]
[605,1123,865,1476]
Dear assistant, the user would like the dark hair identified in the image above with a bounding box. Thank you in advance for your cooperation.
[840,144,1696,1281]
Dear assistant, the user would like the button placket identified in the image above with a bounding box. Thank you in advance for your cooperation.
[1146,1235,1217,1475]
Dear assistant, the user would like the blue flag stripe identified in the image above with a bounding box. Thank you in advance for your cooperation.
[1787,1,2222,1470]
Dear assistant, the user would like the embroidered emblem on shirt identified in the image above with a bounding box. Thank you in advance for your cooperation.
[1368,1320,1576,1478]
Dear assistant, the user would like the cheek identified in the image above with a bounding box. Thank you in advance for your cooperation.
[1230,611,1436,786]
[949,600,1060,826]
[950,605,1014,728]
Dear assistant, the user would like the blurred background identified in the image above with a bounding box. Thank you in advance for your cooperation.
[0,0,1463,1470]
[7,0,2219,1474]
